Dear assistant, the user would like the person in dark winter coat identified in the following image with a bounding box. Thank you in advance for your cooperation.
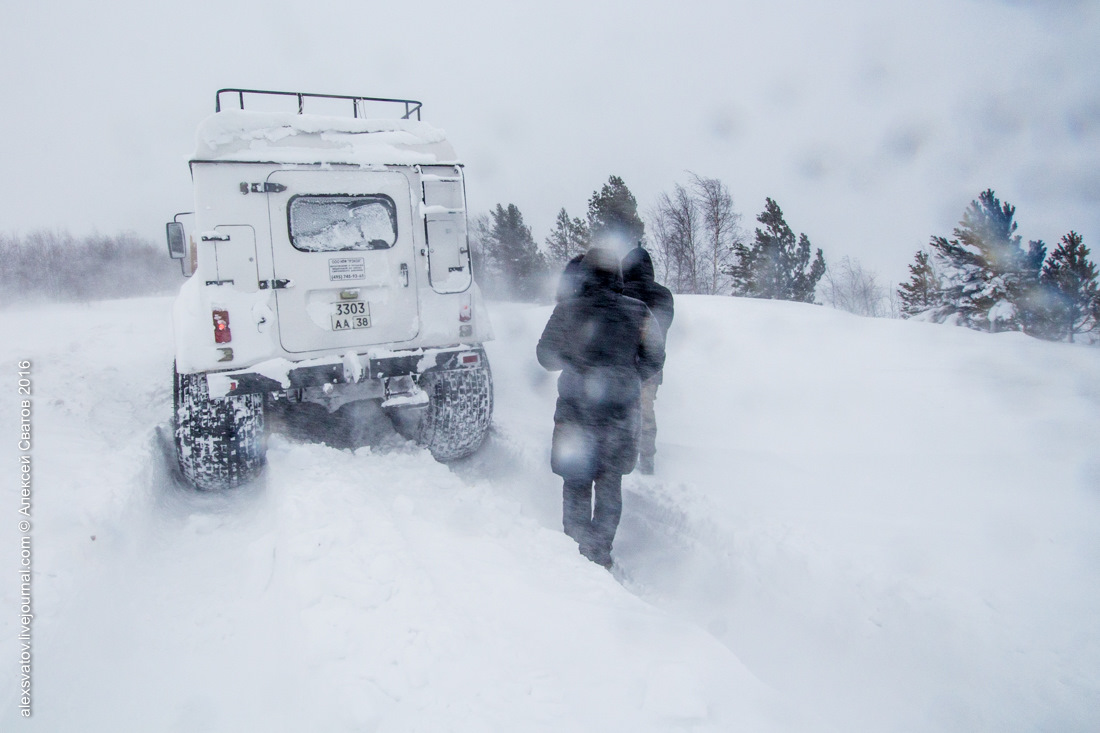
[555,253,590,302]
[537,247,666,568]
[620,244,674,474]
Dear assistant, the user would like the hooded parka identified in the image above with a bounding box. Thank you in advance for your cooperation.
[621,245,674,335]
[536,248,666,481]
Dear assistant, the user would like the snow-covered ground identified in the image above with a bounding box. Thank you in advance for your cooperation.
[1,294,1098,731]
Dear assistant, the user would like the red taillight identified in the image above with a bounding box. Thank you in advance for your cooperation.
[213,310,232,344]
[459,296,472,322]
[461,353,480,365]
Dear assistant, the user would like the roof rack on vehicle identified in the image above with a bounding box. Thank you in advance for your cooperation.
[214,88,423,120]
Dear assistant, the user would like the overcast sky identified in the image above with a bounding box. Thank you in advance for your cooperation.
[2,0,1097,284]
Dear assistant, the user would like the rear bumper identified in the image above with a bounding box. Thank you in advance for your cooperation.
[204,345,487,398]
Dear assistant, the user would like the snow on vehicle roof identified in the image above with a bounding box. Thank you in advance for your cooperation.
[193,110,459,166]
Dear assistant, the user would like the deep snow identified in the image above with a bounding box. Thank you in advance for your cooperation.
[1,294,1098,731]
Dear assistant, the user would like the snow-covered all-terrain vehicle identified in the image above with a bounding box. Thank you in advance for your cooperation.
[165,89,493,490]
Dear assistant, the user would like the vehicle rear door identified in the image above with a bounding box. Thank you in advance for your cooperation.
[265,169,420,354]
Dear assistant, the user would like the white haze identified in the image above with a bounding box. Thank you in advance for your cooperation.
[3,3,1098,726]
[1,0,1098,284]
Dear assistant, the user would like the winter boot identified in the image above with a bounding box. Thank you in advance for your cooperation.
[581,542,613,569]
[593,550,614,570]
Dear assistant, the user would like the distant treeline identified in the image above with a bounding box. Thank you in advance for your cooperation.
[469,174,828,306]
[471,175,1098,345]
[0,230,181,305]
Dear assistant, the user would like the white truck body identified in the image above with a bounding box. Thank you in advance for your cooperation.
[174,109,492,386]
[167,92,493,489]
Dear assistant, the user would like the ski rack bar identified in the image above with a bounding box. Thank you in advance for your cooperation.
[214,88,423,120]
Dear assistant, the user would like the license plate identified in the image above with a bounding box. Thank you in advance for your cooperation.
[331,300,371,330]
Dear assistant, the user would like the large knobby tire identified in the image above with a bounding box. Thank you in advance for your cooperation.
[174,366,266,490]
[417,361,493,462]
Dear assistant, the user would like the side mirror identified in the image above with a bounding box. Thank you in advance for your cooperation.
[166,222,187,259]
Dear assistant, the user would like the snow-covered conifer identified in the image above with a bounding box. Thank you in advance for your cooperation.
[929,189,1042,332]
[586,175,645,248]
[897,250,943,318]
[728,197,825,303]
[1033,231,1099,342]
[487,203,546,301]
[544,208,589,267]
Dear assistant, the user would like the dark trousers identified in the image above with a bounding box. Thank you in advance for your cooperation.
[562,472,622,566]
[639,372,660,459]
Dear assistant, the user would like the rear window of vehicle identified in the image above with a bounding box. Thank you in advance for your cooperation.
[288,195,398,252]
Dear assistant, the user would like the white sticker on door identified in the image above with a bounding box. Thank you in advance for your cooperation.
[329,257,366,281]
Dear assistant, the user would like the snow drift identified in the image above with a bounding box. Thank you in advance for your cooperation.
[1,294,1097,731]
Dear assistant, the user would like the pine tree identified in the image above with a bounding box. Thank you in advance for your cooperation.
[544,208,589,267]
[586,175,645,248]
[929,189,1041,332]
[1034,231,1099,342]
[897,250,943,317]
[487,203,546,301]
[728,198,825,303]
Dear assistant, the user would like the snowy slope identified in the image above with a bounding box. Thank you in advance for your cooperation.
[1,295,1098,732]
